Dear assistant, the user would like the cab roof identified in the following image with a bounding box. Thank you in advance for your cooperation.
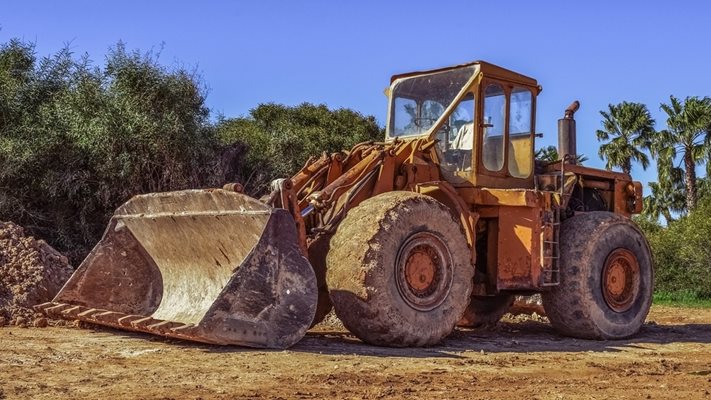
[390,60,539,89]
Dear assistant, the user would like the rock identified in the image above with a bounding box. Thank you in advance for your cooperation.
[33,317,48,328]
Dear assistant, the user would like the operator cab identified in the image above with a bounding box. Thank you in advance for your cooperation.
[386,61,541,189]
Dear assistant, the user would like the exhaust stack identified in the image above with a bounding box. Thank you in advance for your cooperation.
[558,100,580,164]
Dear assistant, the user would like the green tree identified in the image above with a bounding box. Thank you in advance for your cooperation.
[0,39,385,264]
[654,96,711,211]
[646,197,711,300]
[643,179,685,225]
[596,102,655,174]
[0,39,219,262]
[534,145,588,163]
[535,145,559,162]
[217,103,383,195]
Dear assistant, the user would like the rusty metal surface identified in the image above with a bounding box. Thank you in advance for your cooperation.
[543,161,643,217]
[460,187,540,207]
[602,248,641,313]
[395,232,453,312]
[389,60,538,89]
[495,206,542,290]
[414,182,479,266]
[632,181,644,213]
[547,162,631,181]
[38,189,317,348]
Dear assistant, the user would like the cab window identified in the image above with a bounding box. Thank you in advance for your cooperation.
[392,97,417,135]
[482,84,506,171]
[422,100,444,129]
[438,93,475,173]
[508,88,533,178]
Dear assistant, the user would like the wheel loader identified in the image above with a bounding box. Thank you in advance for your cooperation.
[37,61,652,348]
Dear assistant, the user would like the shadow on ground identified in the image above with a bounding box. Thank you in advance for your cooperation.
[76,318,711,359]
[287,321,711,358]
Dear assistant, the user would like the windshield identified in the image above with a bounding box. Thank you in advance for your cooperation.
[388,66,477,138]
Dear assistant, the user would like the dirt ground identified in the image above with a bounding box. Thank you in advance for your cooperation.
[0,306,709,400]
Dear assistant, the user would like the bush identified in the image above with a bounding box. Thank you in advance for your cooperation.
[0,40,220,263]
[216,103,383,196]
[0,40,384,264]
[641,199,711,300]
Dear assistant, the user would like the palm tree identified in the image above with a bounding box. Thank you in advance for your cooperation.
[535,146,559,162]
[535,145,588,163]
[654,96,711,211]
[596,102,655,175]
[643,175,685,225]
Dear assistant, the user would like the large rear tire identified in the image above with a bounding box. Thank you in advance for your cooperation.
[542,212,653,339]
[326,191,473,347]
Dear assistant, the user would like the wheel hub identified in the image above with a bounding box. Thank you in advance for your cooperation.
[395,232,453,311]
[601,248,641,313]
[404,245,439,292]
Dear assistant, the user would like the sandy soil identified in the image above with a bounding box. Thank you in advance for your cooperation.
[0,306,709,400]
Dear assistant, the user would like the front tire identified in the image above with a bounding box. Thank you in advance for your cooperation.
[326,192,473,347]
[542,212,653,339]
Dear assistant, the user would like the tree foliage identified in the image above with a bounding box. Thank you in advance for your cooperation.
[653,95,711,211]
[642,180,685,225]
[534,145,588,164]
[216,103,383,195]
[0,39,382,263]
[640,198,711,299]
[0,40,221,262]
[596,102,655,174]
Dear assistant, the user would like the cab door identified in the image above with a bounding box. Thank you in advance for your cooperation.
[473,80,536,189]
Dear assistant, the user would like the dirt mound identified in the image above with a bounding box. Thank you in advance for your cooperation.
[0,222,73,326]
[316,310,345,330]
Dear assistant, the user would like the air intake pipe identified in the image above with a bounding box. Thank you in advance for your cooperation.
[558,100,580,164]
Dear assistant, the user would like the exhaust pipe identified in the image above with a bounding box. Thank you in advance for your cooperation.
[558,100,580,164]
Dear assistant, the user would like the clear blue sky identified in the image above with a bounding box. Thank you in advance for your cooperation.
[3,1,710,188]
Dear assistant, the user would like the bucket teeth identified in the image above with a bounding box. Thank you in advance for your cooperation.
[130,317,160,329]
[60,306,84,318]
[93,311,123,323]
[170,323,196,332]
[117,315,144,327]
[77,308,102,318]
[41,303,72,316]
[147,320,184,334]
[36,301,206,342]
[34,302,56,312]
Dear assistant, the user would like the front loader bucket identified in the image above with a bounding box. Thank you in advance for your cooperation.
[35,189,317,349]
